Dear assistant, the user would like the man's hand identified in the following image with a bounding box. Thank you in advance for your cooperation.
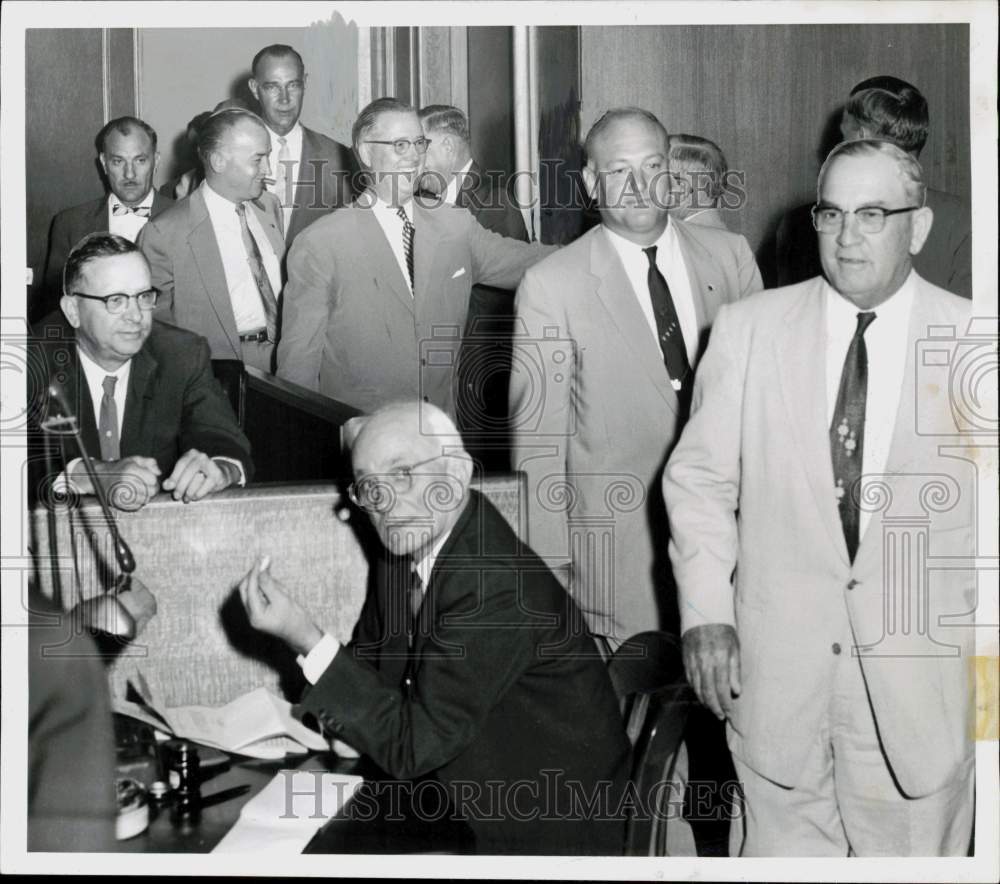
[239,556,323,656]
[682,623,741,721]
[162,449,235,503]
[73,456,161,511]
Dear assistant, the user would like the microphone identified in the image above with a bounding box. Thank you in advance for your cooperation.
[41,383,157,639]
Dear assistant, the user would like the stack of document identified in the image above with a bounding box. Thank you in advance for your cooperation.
[213,769,364,853]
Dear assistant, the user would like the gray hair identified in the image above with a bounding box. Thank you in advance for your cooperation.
[818,138,926,207]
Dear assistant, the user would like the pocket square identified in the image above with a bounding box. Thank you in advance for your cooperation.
[451,267,467,279]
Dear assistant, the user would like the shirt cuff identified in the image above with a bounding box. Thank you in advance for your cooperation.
[53,458,84,495]
[212,457,246,487]
[296,632,340,684]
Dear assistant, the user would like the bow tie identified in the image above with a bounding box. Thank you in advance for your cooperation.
[112,204,151,217]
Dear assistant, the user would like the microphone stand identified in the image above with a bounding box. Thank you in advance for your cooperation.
[41,385,156,640]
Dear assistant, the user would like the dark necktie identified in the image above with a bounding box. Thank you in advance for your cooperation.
[401,566,424,696]
[643,245,692,408]
[397,205,415,292]
[235,203,278,341]
[99,375,120,461]
[112,203,151,217]
[830,311,877,562]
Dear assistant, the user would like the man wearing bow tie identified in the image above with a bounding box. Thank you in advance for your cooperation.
[139,108,285,373]
[40,116,172,323]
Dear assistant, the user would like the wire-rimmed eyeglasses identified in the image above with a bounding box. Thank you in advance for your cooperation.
[348,454,450,513]
[70,288,159,314]
[811,204,920,235]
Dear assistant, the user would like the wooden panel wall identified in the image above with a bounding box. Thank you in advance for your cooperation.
[581,24,970,276]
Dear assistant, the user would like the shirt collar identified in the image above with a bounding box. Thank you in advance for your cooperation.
[265,122,302,152]
[443,158,474,206]
[412,525,454,589]
[366,192,413,221]
[77,342,132,387]
[202,179,245,217]
[824,268,917,328]
[602,214,676,260]
[108,188,155,211]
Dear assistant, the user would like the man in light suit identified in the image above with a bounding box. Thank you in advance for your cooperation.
[664,139,975,856]
[139,109,285,373]
[40,116,172,322]
[248,44,354,244]
[277,98,554,416]
[510,107,762,645]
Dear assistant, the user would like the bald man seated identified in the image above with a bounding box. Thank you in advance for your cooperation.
[239,402,631,855]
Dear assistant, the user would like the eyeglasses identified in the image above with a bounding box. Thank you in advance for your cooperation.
[363,137,432,156]
[70,288,159,314]
[258,81,304,98]
[811,205,920,235]
[348,453,449,513]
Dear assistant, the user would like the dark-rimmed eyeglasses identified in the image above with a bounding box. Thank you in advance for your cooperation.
[811,204,920,235]
[348,453,449,513]
[70,288,159,314]
[363,137,432,156]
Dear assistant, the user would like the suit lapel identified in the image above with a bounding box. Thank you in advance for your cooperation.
[186,189,243,356]
[121,343,156,453]
[589,228,679,413]
[358,204,414,315]
[672,218,726,335]
[773,279,848,561]
[67,347,101,458]
[250,196,286,263]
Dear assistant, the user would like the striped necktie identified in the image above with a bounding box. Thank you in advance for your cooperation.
[397,205,415,292]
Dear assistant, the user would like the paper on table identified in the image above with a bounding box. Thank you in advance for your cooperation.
[212,769,363,853]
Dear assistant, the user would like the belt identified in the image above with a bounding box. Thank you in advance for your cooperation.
[238,329,269,343]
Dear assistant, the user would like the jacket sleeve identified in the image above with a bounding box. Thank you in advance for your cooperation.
[275,230,333,391]
[465,211,558,291]
[137,218,177,325]
[735,233,764,298]
[662,303,746,633]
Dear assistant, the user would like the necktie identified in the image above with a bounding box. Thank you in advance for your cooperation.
[830,311,877,562]
[643,246,692,409]
[273,136,291,204]
[401,566,424,697]
[112,204,151,217]
[235,203,278,342]
[98,375,120,461]
[397,205,415,292]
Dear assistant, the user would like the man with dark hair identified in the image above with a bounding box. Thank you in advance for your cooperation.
[40,116,172,322]
[30,233,252,511]
[247,43,353,244]
[139,108,286,372]
[419,103,529,467]
[776,76,971,298]
[666,140,975,855]
[277,97,554,417]
[239,401,629,855]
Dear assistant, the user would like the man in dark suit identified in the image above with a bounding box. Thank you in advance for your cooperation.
[277,98,555,417]
[418,104,530,467]
[139,109,285,372]
[31,233,252,511]
[248,44,354,244]
[239,402,630,855]
[39,116,172,322]
[776,76,971,299]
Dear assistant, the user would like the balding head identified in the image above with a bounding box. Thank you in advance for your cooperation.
[350,402,473,558]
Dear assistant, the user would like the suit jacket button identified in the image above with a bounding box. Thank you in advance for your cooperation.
[846,579,858,590]
[832,642,842,655]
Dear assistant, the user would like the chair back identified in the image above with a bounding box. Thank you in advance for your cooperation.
[608,630,693,856]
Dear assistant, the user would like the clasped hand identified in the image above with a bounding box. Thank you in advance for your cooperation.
[239,556,323,657]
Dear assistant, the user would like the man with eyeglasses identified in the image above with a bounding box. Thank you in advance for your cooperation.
[248,44,354,244]
[663,139,975,855]
[38,116,172,324]
[277,97,555,418]
[30,233,252,511]
[139,108,285,373]
[238,401,629,854]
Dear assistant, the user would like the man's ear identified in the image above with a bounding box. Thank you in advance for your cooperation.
[909,205,934,256]
[206,148,226,176]
[582,163,598,201]
[248,77,260,103]
[60,295,81,329]
[357,141,372,170]
[98,153,109,177]
[152,151,161,176]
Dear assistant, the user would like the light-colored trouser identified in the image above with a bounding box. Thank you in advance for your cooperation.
[728,650,974,857]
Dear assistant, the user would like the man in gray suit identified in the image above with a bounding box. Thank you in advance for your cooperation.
[277,98,554,416]
[248,44,354,244]
[511,107,762,646]
[40,116,172,322]
[139,109,285,373]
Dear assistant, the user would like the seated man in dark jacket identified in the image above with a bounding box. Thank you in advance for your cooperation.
[239,401,631,855]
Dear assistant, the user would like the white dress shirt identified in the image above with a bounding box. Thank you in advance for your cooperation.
[107,189,155,242]
[363,195,414,296]
[263,122,303,235]
[298,524,454,683]
[442,158,474,206]
[201,181,282,334]
[824,271,915,538]
[603,219,699,366]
